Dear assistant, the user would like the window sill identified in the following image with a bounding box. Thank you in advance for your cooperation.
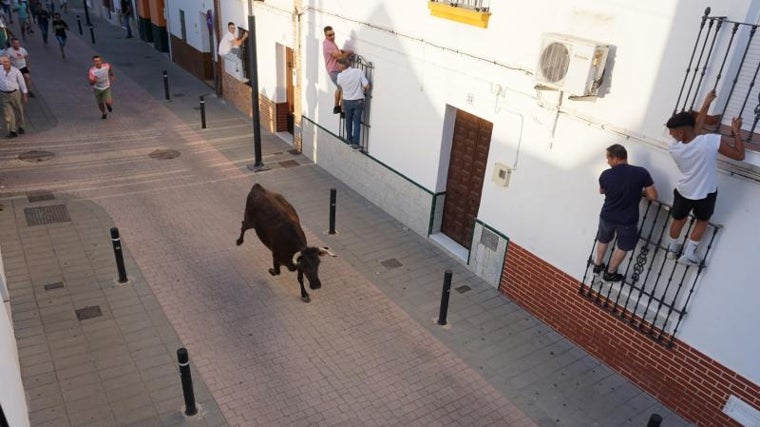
[428,1,491,28]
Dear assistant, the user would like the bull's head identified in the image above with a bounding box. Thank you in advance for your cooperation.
[292,247,336,289]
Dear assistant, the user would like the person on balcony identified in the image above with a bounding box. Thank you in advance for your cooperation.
[336,57,369,148]
[592,144,658,282]
[322,26,352,115]
[665,90,745,266]
[218,22,247,59]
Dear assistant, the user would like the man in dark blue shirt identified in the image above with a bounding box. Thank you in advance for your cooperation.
[592,144,658,282]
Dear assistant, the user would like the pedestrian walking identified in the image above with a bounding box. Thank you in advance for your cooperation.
[120,0,133,38]
[0,55,28,138]
[3,38,33,97]
[35,3,48,44]
[58,0,66,14]
[51,12,67,58]
[88,55,114,119]
[336,57,370,148]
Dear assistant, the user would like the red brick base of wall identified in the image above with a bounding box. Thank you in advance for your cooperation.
[220,73,278,133]
[500,241,759,427]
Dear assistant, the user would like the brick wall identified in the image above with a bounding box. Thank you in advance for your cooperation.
[500,241,760,427]
[220,73,277,133]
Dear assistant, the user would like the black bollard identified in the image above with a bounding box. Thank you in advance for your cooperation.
[199,96,206,129]
[646,414,662,427]
[77,15,83,35]
[88,24,96,44]
[437,270,453,325]
[328,188,336,234]
[176,348,198,416]
[162,71,170,100]
[110,227,128,283]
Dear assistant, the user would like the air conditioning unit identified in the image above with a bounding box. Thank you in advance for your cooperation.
[535,33,609,97]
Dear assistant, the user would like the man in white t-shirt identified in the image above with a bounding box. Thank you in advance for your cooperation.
[664,90,745,265]
[88,55,115,119]
[336,58,369,148]
[4,38,33,97]
[218,22,247,59]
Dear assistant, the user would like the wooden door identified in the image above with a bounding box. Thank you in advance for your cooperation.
[441,110,493,248]
[286,47,295,134]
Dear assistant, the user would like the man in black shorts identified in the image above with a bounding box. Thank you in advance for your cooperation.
[592,144,658,282]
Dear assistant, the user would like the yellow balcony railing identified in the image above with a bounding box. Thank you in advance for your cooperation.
[428,1,491,28]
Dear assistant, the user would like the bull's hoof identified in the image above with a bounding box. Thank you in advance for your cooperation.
[302,295,311,303]
[235,238,243,246]
[268,268,279,276]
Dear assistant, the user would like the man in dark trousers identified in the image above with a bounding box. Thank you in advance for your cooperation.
[592,144,658,282]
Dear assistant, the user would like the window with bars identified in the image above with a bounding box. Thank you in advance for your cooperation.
[581,198,720,347]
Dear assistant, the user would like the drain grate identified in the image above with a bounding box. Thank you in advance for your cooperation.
[381,258,403,269]
[24,205,71,226]
[27,191,55,203]
[75,306,102,321]
[18,151,55,163]
[278,160,299,168]
[149,149,181,160]
[44,282,65,291]
[455,285,472,294]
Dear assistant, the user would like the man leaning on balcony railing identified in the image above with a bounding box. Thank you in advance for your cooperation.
[664,90,745,266]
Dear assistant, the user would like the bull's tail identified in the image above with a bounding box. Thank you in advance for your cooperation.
[236,220,251,246]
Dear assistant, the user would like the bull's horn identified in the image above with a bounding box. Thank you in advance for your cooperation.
[292,251,303,266]
[319,247,337,257]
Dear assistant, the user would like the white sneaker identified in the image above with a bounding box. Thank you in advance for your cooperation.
[677,254,701,267]
[666,243,682,259]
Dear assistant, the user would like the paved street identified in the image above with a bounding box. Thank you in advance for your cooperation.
[0,3,691,426]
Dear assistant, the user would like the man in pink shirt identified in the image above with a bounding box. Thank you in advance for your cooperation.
[322,26,352,114]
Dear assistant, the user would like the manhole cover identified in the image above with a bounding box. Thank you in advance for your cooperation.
[44,282,64,291]
[455,285,472,294]
[24,204,71,226]
[18,151,55,162]
[149,149,181,160]
[381,258,403,269]
[278,160,299,168]
[75,306,102,321]
[27,191,55,202]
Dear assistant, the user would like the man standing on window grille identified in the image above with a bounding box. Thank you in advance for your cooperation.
[322,26,352,115]
[218,22,247,59]
[665,90,745,266]
[336,57,369,149]
[591,144,658,282]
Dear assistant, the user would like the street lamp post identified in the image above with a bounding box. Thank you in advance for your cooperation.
[246,0,267,172]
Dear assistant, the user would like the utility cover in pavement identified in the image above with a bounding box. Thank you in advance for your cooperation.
[455,285,472,294]
[24,205,71,226]
[149,149,181,160]
[75,306,102,321]
[18,150,55,162]
[44,282,65,291]
[279,160,299,168]
[27,191,55,202]
[381,258,403,269]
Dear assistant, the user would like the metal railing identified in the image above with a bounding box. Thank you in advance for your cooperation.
[675,7,760,142]
[580,198,720,347]
[429,0,490,12]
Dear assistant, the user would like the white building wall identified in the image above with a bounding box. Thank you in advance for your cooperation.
[166,0,212,52]
[299,0,760,386]
[0,244,30,427]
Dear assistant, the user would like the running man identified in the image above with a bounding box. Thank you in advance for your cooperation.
[88,55,115,119]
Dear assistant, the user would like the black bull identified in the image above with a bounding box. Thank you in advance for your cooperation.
[236,184,335,302]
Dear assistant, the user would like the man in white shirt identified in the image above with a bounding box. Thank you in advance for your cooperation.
[4,38,33,97]
[664,90,745,265]
[218,22,247,59]
[0,55,28,138]
[88,55,115,119]
[336,58,369,148]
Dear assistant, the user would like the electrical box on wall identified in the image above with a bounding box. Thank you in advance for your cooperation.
[492,162,511,187]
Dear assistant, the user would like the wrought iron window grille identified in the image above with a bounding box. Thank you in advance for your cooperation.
[338,53,374,152]
[580,198,720,348]
[675,7,760,146]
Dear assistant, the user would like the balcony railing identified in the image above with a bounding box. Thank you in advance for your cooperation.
[428,1,491,28]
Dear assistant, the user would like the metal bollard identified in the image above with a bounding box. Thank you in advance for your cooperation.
[77,15,83,35]
[199,96,206,129]
[176,348,198,416]
[163,71,170,100]
[646,414,662,427]
[110,227,128,283]
[88,24,96,44]
[328,188,336,234]
[437,270,453,325]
